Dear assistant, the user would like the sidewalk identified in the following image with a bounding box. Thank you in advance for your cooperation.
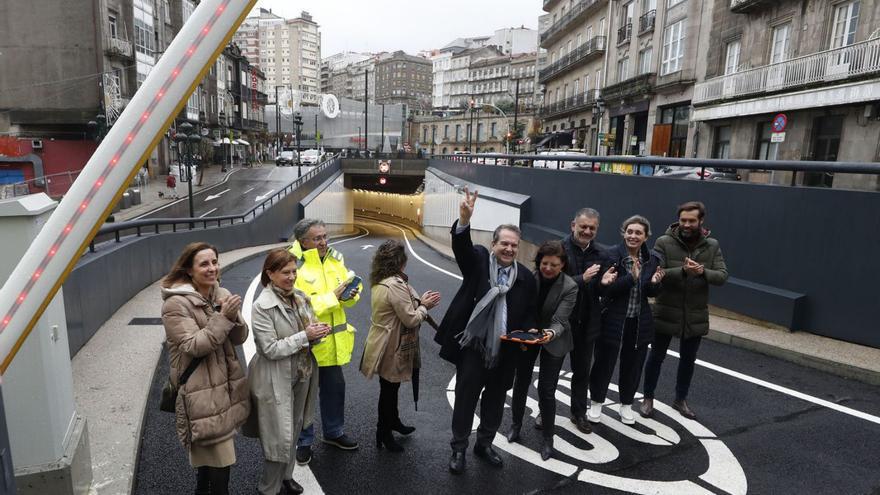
[113,162,265,222]
[359,213,880,387]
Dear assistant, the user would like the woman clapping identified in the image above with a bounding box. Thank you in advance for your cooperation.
[360,240,440,452]
[248,248,330,495]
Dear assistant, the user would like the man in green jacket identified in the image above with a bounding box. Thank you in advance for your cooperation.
[640,201,728,420]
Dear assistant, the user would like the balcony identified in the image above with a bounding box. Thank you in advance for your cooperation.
[543,0,562,12]
[539,91,597,120]
[729,0,773,13]
[540,0,607,48]
[638,10,656,34]
[104,37,133,59]
[617,23,632,45]
[539,36,606,83]
[601,73,655,102]
[693,37,880,105]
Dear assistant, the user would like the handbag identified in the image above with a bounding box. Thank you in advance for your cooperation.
[159,356,204,413]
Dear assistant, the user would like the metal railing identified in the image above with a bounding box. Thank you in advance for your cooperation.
[638,10,656,33]
[694,37,880,105]
[729,0,771,13]
[104,37,133,58]
[618,23,633,45]
[1,169,86,199]
[432,152,880,180]
[88,155,339,252]
[538,91,597,119]
[600,72,655,102]
[540,0,604,46]
[538,36,606,83]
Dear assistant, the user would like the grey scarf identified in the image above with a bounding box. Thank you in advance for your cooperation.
[458,254,517,368]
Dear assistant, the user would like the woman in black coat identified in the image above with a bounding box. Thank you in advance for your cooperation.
[588,215,664,426]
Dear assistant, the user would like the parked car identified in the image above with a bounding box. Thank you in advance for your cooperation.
[275,150,297,166]
[300,149,321,165]
[533,150,592,169]
[474,153,508,165]
[653,166,741,181]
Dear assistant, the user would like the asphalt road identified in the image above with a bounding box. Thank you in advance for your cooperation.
[140,165,313,220]
[134,218,880,495]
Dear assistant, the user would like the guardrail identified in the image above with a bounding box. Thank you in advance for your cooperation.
[433,152,880,177]
[693,37,880,105]
[88,155,339,252]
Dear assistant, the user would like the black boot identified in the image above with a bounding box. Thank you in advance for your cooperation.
[540,437,554,461]
[390,420,415,435]
[506,423,521,443]
[280,478,304,495]
[375,429,404,452]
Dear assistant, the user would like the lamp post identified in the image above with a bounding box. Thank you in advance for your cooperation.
[173,122,201,223]
[593,95,605,169]
[430,124,436,155]
[293,112,303,178]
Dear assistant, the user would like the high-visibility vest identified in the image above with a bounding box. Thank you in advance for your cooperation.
[288,241,361,366]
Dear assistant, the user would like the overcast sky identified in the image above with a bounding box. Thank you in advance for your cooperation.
[253,0,544,56]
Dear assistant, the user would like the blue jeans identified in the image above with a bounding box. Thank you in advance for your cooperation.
[297,365,346,447]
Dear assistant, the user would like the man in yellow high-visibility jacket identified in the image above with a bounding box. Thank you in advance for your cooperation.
[289,218,363,463]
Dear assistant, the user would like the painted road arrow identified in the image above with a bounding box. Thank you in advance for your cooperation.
[204,189,230,201]
[255,189,276,202]
[360,244,374,250]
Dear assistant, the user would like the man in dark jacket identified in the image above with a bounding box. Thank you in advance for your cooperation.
[435,187,537,475]
[559,208,607,434]
[640,201,728,420]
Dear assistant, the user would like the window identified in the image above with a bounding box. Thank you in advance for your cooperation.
[831,1,860,49]
[770,23,791,63]
[455,124,461,141]
[725,40,741,74]
[617,56,630,81]
[576,33,582,47]
[660,104,690,157]
[583,74,591,93]
[712,125,732,159]
[622,2,634,24]
[596,68,603,88]
[490,122,497,137]
[639,47,653,74]
[755,122,779,161]
[643,0,656,11]
[573,78,579,96]
[661,19,686,75]
[108,14,118,38]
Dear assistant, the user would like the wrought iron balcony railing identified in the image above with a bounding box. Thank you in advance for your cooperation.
[694,37,880,105]
[540,0,606,47]
[538,36,606,83]
[538,91,597,119]
[638,10,656,33]
[617,23,632,45]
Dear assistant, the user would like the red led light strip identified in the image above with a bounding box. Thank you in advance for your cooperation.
[0,1,232,334]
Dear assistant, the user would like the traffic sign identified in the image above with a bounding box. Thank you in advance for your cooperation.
[771,131,786,143]
[772,114,788,133]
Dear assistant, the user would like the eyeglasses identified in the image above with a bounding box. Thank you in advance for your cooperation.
[307,234,328,243]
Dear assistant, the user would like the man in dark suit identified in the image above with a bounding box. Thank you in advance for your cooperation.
[434,187,537,475]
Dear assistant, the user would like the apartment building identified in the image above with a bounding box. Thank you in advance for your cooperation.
[322,56,376,102]
[375,51,432,110]
[258,11,321,106]
[469,56,513,107]
[538,0,611,152]
[691,0,880,190]
[511,53,541,111]
[415,113,538,154]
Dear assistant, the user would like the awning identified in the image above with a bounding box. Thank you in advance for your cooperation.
[235,139,250,145]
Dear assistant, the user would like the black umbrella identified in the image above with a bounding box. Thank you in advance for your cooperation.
[414,315,441,411]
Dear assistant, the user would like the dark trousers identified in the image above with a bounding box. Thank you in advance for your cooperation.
[643,333,703,402]
[510,346,565,440]
[589,318,648,405]
[569,329,597,418]
[451,344,517,452]
[298,365,345,446]
[377,377,401,432]
[195,466,230,495]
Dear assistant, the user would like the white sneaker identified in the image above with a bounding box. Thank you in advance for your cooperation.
[619,404,636,425]
[587,402,602,423]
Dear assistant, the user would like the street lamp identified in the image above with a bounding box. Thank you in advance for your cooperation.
[293,112,303,177]
[173,122,201,222]
[593,95,606,168]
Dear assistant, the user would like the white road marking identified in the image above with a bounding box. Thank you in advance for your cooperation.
[132,169,239,219]
[668,349,880,426]
[360,244,374,250]
[360,220,462,280]
[239,228,370,495]
[255,189,275,202]
[198,208,217,218]
[242,187,255,195]
[204,189,230,201]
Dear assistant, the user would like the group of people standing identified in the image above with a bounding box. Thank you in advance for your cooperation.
[436,189,728,474]
[158,188,727,493]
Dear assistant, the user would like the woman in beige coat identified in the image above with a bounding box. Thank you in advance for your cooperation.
[248,248,330,495]
[360,240,440,452]
[160,242,250,495]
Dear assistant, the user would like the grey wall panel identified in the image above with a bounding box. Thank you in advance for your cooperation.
[429,159,880,348]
